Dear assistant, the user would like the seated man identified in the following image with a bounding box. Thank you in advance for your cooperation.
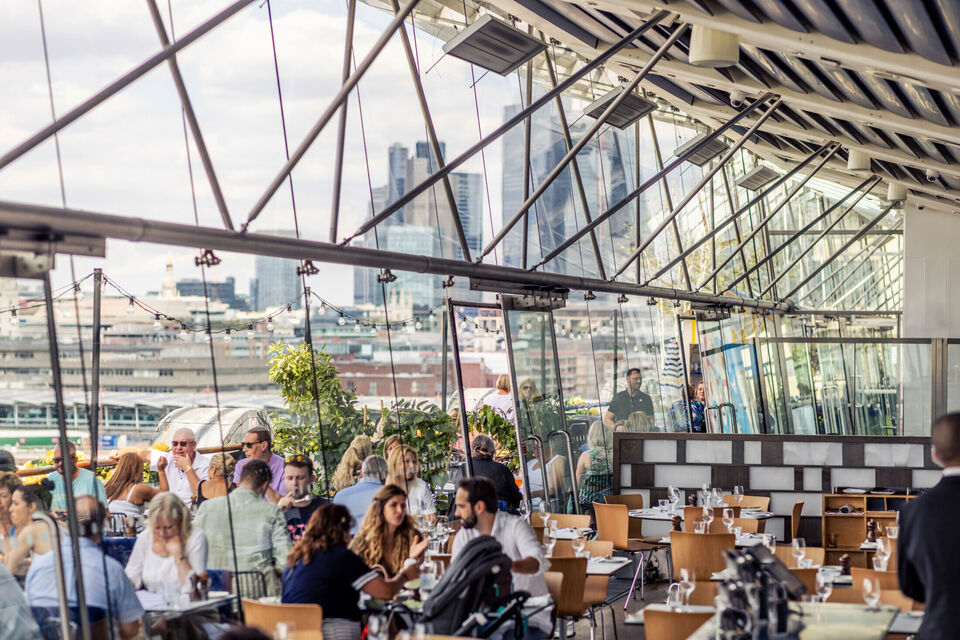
[451,477,552,640]
[333,455,387,534]
[26,495,143,640]
[277,454,328,541]
[48,441,107,512]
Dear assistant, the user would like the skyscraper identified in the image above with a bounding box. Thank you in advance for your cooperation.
[254,230,301,311]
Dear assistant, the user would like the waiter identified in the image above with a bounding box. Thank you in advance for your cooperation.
[603,368,654,431]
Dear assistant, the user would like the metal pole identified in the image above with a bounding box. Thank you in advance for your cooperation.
[521,47,533,270]
[815,230,899,304]
[533,96,773,271]
[481,19,681,261]
[634,119,642,284]
[710,165,717,293]
[441,298,448,412]
[343,11,672,244]
[647,112,692,289]
[843,258,902,309]
[447,302,474,476]
[32,512,71,640]
[720,166,754,298]
[146,0,234,231]
[44,273,91,640]
[0,200,793,310]
[543,41,606,278]
[762,181,881,298]
[724,176,878,294]
[390,0,472,261]
[0,0,255,173]
[696,143,840,289]
[781,202,898,301]
[501,305,533,506]
[329,0,357,243]
[244,0,422,229]
[90,269,102,474]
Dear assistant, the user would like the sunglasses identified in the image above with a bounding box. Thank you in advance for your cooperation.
[171,440,195,447]
[241,441,263,448]
[521,385,533,390]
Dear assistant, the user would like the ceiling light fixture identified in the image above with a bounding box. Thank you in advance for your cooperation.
[442,14,547,76]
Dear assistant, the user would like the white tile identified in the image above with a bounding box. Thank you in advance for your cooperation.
[782,441,842,466]
[763,518,785,542]
[912,469,941,488]
[802,468,822,492]
[654,464,712,489]
[744,441,761,465]
[749,466,795,491]
[831,468,876,490]
[620,464,631,488]
[686,440,732,464]
[770,492,821,517]
[620,489,651,509]
[864,443,925,468]
[643,440,677,463]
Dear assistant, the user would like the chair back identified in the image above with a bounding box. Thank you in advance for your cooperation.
[739,495,770,510]
[682,506,725,534]
[549,513,591,529]
[879,589,923,611]
[604,494,644,509]
[552,539,613,558]
[732,518,758,534]
[790,568,818,595]
[644,608,713,640]
[547,557,588,618]
[543,571,563,624]
[827,588,865,604]
[208,569,268,599]
[688,581,719,606]
[791,501,803,539]
[593,502,629,549]
[772,546,825,568]
[851,567,898,591]
[670,531,735,577]
[242,599,323,639]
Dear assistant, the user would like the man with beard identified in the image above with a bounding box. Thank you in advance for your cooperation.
[278,454,328,541]
[450,477,553,640]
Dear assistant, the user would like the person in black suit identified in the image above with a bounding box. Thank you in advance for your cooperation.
[898,412,960,640]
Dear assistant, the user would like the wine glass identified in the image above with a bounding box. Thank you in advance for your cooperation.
[666,583,683,611]
[420,557,438,599]
[544,530,557,558]
[816,572,833,603]
[679,568,696,608]
[701,506,714,531]
[763,533,777,554]
[722,508,735,533]
[518,499,529,523]
[874,539,891,571]
[572,531,586,557]
[712,488,722,508]
[538,501,549,527]
[733,485,744,505]
[792,538,806,566]
[862,577,881,611]
[669,485,681,513]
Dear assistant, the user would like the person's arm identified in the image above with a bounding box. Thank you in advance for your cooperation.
[4,526,38,574]
[265,487,280,504]
[602,406,617,429]
[361,562,419,599]
[575,451,590,484]
[123,533,148,589]
[132,483,160,505]
[510,518,547,575]
[157,456,169,492]
[118,621,140,640]
[185,529,208,580]
[503,466,522,508]
[173,455,201,496]
[270,508,293,569]
[417,483,438,524]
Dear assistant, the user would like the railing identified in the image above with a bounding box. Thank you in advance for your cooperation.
[15,443,242,478]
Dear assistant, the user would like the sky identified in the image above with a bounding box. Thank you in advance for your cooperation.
[0,0,520,304]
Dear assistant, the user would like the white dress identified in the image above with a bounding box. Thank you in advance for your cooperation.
[125,527,208,595]
[401,478,436,517]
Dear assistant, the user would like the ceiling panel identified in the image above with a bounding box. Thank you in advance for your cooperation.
[790,0,856,44]
[882,0,952,66]
[777,55,843,101]
[750,0,808,33]
[834,0,906,54]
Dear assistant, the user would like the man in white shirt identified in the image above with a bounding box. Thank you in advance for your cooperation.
[451,477,553,640]
[127,427,210,507]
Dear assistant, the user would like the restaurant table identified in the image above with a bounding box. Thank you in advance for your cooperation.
[138,590,239,638]
[686,602,898,640]
[623,603,715,625]
[585,556,632,575]
[657,533,766,548]
[550,527,593,540]
[630,507,774,521]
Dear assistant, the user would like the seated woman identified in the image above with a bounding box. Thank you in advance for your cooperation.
[4,486,53,575]
[349,484,425,577]
[332,435,373,492]
[196,452,235,506]
[125,492,208,595]
[283,504,424,640]
[459,434,521,512]
[105,451,159,530]
[386,445,436,524]
[575,422,614,514]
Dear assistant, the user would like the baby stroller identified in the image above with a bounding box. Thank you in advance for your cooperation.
[419,535,532,638]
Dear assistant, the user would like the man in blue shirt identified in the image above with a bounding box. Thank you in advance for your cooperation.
[333,455,387,533]
[26,496,143,640]
[48,441,107,512]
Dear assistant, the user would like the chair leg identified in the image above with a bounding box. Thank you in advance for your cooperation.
[623,551,644,610]
[605,603,619,640]
[588,610,596,640]
[665,547,674,583]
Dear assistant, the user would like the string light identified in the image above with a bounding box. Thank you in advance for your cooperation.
[126,297,136,314]
[338,313,346,326]
[74,284,84,302]
[354,321,361,333]
[266,320,275,332]
[203,331,211,344]
[153,314,162,331]
[318,302,326,316]
[370,324,377,336]
[9,310,17,327]
[179,324,188,340]
[246,324,254,340]
[223,329,232,344]
[415,319,422,330]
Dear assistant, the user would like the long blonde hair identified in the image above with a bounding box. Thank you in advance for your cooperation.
[349,484,419,576]
[332,435,373,492]
[386,444,418,487]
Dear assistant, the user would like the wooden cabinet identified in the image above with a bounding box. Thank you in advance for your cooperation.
[821,494,911,568]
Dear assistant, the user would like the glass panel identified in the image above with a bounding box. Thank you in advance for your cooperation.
[947,343,960,414]
[698,315,762,434]
[817,343,855,435]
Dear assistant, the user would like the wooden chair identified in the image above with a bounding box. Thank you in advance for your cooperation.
[538,513,591,529]
[880,589,923,611]
[242,599,323,640]
[670,531,735,578]
[772,546,825,568]
[643,608,713,640]
[790,568,818,596]
[544,571,563,626]
[738,495,771,511]
[593,502,661,603]
[552,539,614,558]
[732,518,759,534]
[682,506,725,533]
[688,581,718,606]
[548,557,592,640]
[851,567,898,591]
[791,501,804,539]
[827,588,866,604]
[604,494,661,543]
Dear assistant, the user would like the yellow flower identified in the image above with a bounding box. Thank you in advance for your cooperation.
[416,429,422,438]
[153,442,171,452]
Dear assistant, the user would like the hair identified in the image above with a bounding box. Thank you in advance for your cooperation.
[587,421,613,450]
[76,495,108,538]
[208,452,237,480]
[361,455,388,482]
[247,425,272,449]
[147,492,192,541]
[55,441,77,455]
[218,628,271,640]
[381,434,401,457]
[471,434,496,459]
[103,452,144,501]
[286,504,352,568]
[171,427,197,442]
[332,435,373,492]
[239,459,272,490]
[349,484,420,576]
[0,470,21,496]
[626,368,642,378]
[14,485,43,511]
[495,374,510,392]
[518,378,542,401]
[933,413,960,465]
[457,477,498,514]
[284,454,314,474]
[386,444,418,486]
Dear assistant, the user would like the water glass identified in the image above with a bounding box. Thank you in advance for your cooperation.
[572,532,586,556]
[679,568,696,608]
[721,508,735,532]
[274,622,295,640]
[659,499,670,512]
[816,572,833,603]
[862,577,881,611]
[538,501,549,527]
[799,557,813,569]
[872,556,889,572]
[792,537,806,564]
[666,583,683,611]
[885,525,899,539]
[580,550,591,561]
[702,506,714,529]
[732,526,742,538]
[694,520,707,534]
[733,485,744,505]
[762,534,777,553]
[544,535,557,558]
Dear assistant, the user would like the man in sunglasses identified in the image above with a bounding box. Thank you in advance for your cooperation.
[234,425,286,501]
[125,427,210,507]
[49,441,107,513]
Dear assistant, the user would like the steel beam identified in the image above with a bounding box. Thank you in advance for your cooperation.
[244,0,421,230]
[839,257,902,309]
[521,46,533,269]
[0,199,792,311]
[719,166,754,298]
[769,229,901,236]
[647,111,692,289]
[781,202,898,301]
[329,0,357,242]
[615,96,783,281]
[481,18,681,261]
[344,11,671,245]
[814,229,900,305]
[794,230,893,305]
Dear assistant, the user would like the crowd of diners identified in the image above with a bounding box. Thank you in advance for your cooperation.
[0,424,552,640]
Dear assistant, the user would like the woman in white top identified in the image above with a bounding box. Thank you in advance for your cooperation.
[386,445,436,523]
[478,374,516,425]
[125,492,207,595]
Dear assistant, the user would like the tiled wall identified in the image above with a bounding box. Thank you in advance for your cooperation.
[614,433,939,543]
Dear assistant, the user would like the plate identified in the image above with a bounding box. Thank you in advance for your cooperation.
[842,488,867,494]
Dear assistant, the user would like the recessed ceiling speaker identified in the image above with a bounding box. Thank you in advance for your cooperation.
[846,149,871,171]
[736,165,780,191]
[673,132,730,166]
[688,25,739,67]
[582,88,657,129]
[887,182,908,202]
[442,14,547,76]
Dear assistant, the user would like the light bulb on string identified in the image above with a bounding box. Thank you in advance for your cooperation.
[370,324,377,337]
[9,310,18,328]
[246,324,254,340]
[74,285,84,302]
[318,302,326,316]
[415,319,422,331]
[284,304,293,320]
[179,325,188,340]
[223,329,232,344]
[127,297,135,315]
[153,314,162,331]
[203,331,211,344]
[354,321,361,333]
[266,320,275,332]
[338,313,346,326]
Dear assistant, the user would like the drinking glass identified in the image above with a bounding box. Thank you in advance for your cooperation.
[274,622,295,640]
[816,572,833,603]
[538,501,549,527]
[420,558,438,599]
[413,622,434,640]
[694,520,707,534]
[872,556,888,572]
[792,538,806,565]
[518,500,529,523]
[669,486,681,513]
[722,508,735,533]
[572,532,586,556]
[862,577,881,611]
[544,532,557,558]
[702,506,714,530]
[666,583,683,611]
[701,483,710,506]
[733,485,744,505]
[885,526,899,539]
[548,520,558,539]
[733,526,742,539]
[763,534,777,554]
[659,499,670,512]
[679,568,696,608]
[712,488,722,508]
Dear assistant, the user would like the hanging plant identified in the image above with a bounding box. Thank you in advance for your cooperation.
[379,400,459,485]
[469,405,519,470]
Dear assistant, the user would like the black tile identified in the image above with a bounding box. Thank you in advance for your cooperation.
[794,467,803,491]
[822,468,832,493]
[630,464,654,488]
[842,443,864,467]
[620,439,643,463]
[713,465,748,489]
[732,440,744,465]
[676,440,686,464]
[761,440,782,466]
[797,516,821,545]
[877,468,911,489]
[924,444,937,469]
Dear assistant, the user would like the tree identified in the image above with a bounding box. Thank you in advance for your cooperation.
[267,342,371,494]
[378,400,459,485]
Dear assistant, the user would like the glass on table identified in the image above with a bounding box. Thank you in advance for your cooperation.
[538,501,549,527]
[701,506,714,529]
[679,568,696,608]
[816,571,833,603]
[874,538,891,571]
[762,534,777,553]
[885,525,899,539]
[862,577,882,611]
[792,537,806,564]
[721,508,735,532]
[572,531,586,556]
[694,519,707,534]
[666,583,683,611]
[733,485,744,505]
[544,532,557,558]
[732,526,742,539]
[711,488,722,508]
[274,621,295,640]
[658,499,670,512]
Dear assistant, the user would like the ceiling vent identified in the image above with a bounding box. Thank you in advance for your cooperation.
[582,88,657,129]
[736,165,780,191]
[688,25,739,67]
[673,132,730,166]
[887,182,908,202]
[442,14,547,76]
[846,149,871,171]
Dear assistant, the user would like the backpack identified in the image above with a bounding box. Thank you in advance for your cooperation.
[419,534,514,635]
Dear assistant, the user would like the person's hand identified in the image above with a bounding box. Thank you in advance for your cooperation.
[164,536,183,558]
[409,534,429,560]
[157,456,168,473]
[108,450,120,462]
[173,455,191,472]
[277,496,294,511]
